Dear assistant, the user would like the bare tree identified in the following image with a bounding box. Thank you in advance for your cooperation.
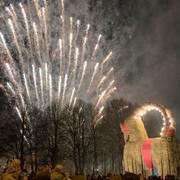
[63,100,95,175]
[94,99,136,175]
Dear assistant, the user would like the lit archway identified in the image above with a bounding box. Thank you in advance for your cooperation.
[132,103,176,137]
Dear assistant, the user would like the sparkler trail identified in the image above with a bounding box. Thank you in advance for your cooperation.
[107,67,114,77]
[19,3,33,59]
[8,18,24,72]
[78,61,87,90]
[58,75,62,101]
[80,24,90,66]
[9,4,19,33]
[95,90,106,109]
[106,80,115,93]
[15,106,23,122]
[103,87,117,104]
[102,51,113,66]
[33,0,41,21]
[19,93,25,109]
[97,76,106,90]
[91,34,102,60]
[73,20,80,55]
[95,80,115,107]
[23,73,31,103]
[72,47,79,83]
[33,22,41,65]
[69,87,75,107]
[97,106,104,117]
[87,62,99,93]
[7,82,16,95]
[61,74,68,107]
[0,33,14,63]
[94,115,104,127]
[0,0,116,134]
[5,7,13,17]
[42,7,49,62]
[60,0,65,67]
[49,74,52,108]
[45,63,48,90]
[32,64,39,107]
[67,17,73,76]
[72,97,77,110]
[39,68,44,108]
[5,63,15,82]
[58,39,63,76]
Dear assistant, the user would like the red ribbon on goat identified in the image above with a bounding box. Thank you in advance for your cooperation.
[164,128,175,136]
[120,122,129,134]
[142,139,154,169]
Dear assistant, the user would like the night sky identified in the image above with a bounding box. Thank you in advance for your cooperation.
[0,0,180,137]
[87,0,180,138]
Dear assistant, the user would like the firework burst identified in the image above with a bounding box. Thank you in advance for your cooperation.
[0,0,116,129]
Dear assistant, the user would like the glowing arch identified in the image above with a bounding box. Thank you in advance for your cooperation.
[132,103,176,137]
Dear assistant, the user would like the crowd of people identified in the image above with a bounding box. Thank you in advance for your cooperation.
[0,159,68,180]
[0,159,178,180]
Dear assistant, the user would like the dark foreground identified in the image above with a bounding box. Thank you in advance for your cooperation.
[0,159,178,180]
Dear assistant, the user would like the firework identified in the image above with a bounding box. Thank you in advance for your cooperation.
[0,0,116,129]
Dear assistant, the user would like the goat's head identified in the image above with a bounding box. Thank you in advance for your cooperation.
[120,103,176,143]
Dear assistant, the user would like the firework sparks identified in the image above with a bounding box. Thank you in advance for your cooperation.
[61,74,68,107]
[0,0,116,133]
[7,82,16,95]
[15,106,23,122]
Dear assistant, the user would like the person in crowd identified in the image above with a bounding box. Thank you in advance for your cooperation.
[22,169,29,180]
[51,164,65,180]
[29,170,36,180]
[86,174,91,180]
[1,159,23,180]
[34,166,51,180]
